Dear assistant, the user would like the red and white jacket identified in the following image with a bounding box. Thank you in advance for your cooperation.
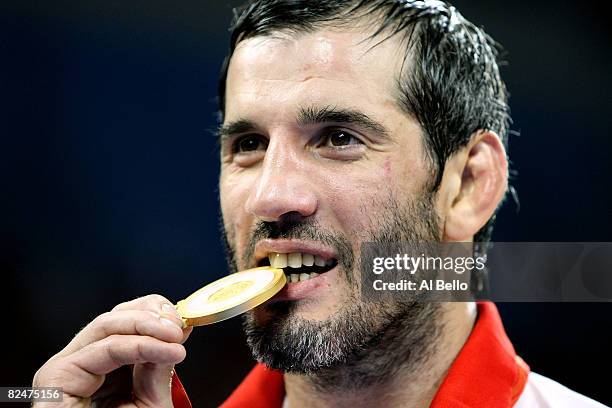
[170,302,606,407]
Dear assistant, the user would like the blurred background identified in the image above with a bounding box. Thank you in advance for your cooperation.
[1,0,611,406]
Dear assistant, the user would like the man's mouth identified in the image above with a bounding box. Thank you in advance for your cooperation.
[256,252,338,283]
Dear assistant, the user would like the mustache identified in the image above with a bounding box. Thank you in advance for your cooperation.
[252,216,323,241]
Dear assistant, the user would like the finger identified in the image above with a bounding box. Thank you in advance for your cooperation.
[113,294,184,328]
[38,335,186,398]
[112,294,174,314]
[132,362,175,407]
[58,309,184,357]
[132,325,192,407]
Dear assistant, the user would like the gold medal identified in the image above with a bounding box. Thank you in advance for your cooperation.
[176,266,286,326]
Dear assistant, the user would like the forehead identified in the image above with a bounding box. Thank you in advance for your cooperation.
[224,28,407,122]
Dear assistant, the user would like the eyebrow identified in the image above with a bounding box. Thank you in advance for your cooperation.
[217,105,391,143]
[217,119,257,143]
[298,105,390,139]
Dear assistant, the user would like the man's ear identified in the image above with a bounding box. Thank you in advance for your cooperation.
[441,131,508,242]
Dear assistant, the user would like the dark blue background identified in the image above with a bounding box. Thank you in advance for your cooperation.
[2,1,611,406]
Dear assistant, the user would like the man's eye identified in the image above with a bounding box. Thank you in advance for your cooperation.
[322,130,363,147]
[233,135,268,153]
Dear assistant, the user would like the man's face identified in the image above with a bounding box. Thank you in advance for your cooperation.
[219,28,443,372]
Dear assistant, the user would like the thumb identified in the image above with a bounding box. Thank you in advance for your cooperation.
[132,362,176,407]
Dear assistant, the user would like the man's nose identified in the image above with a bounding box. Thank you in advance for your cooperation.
[245,145,318,222]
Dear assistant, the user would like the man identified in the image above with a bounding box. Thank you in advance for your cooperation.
[33,1,606,407]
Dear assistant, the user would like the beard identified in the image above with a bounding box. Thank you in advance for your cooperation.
[222,191,443,389]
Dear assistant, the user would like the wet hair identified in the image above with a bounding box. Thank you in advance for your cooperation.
[217,0,511,247]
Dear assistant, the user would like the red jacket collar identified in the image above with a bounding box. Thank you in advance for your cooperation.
[173,302,529,408]
[429,302,529,408]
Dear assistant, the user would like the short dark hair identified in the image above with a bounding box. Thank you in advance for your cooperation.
[217,0,510,246]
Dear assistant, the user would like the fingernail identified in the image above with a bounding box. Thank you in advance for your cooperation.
[161,303,178,317]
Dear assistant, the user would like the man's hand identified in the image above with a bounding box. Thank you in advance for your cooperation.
[33,295,193,407]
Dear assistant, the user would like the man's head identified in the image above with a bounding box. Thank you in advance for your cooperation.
[217,0,509,381]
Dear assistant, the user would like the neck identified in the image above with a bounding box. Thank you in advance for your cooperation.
[284,302,477,408]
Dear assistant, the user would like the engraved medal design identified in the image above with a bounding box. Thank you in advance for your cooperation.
[176,266,286,326]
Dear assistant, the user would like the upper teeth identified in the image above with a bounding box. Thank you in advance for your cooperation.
[268,252,330,269]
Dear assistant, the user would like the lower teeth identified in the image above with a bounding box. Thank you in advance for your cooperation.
[286,272,319,282]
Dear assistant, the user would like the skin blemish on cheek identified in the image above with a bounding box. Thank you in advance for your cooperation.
[383,158,393,179]
[300,63,313,72]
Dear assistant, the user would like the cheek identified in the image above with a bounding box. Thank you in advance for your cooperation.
[322,156,426,234]
[383,157,393,180]
[321,167,392,234]
[220,172,253,247]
